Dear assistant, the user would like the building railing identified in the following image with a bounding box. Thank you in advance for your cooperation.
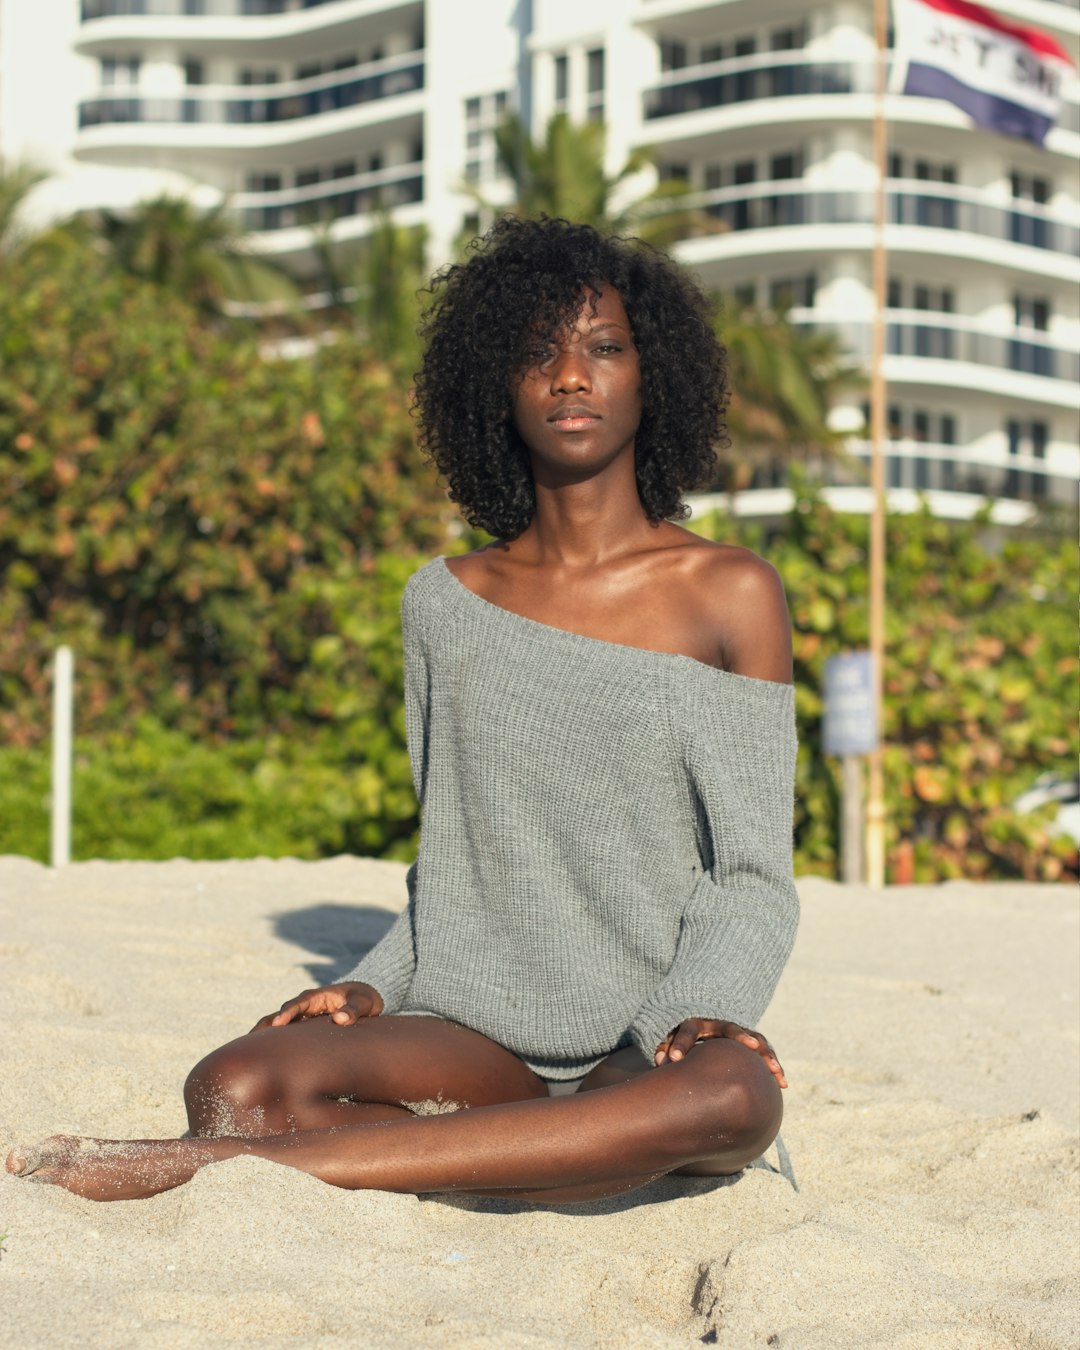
[78,53,423,129]
[738,439,1065,503]
[846,441,1063,502]
[667,178,1080,258]
[235,163,423,230]
[795,308,1080,383]
[81,0,352,18]
[644,53,1080,136]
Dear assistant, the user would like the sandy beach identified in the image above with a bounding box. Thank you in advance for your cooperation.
[1,855,1076,1348]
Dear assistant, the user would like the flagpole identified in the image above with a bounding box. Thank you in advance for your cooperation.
[866,0,889,888]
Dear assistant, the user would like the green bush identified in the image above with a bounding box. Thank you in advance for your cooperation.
[0,714,418,863]
[695,492,1078,882]
[0,241,450,751]
[2,241,1074,880]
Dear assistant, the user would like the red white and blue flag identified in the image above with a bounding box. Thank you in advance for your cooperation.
[892,0,1075,146]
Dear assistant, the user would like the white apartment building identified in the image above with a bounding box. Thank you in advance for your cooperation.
[10,0,1080,517]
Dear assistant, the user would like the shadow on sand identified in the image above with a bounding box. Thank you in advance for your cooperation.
[270,902,397,984]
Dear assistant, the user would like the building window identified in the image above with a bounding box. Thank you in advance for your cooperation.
[465,90,511,184]
[1009,172,1052,248]
[768,273,816,309]
[769,151,803,181]
[101,56,140,87]
[1010,294,1053,375]
[182,58,203,86]
[245,172,281,193]
[554,54,568,109]
[1013,294,1050,330]
[240,67,278,86]
[586,48,605,122]
[912,284,953,312]
[700,42,726,64]
[660,39,687,71]
[1010,171,1050,205]
[770,25,806,51]
[1006,419,1049,498]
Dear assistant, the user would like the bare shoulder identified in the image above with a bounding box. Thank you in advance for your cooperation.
[668,532,792,683]
[442,544,506,586]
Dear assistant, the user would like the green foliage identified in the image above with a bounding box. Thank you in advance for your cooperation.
[0,240,449,741]
[0,713,418,864]
[0,237,451,860]
[3,219,1073,882]
[718,300,861,471]
[0,158,46,259]
[477,112,702,249]
[309,216,428,371]
[693,492,1078,882]
[92,193,298,316]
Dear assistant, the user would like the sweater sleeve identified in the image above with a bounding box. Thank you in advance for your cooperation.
[629,671,799,1061]
[337,567,439,1011]
[340,862,418,1012]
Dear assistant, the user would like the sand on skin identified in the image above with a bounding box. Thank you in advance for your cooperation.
[1,855,1077,1349]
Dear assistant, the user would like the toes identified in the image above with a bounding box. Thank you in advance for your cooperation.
[5,1145,30,1176]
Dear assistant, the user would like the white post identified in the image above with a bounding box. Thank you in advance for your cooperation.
[50,645,74,868]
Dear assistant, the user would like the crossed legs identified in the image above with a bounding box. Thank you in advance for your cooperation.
[6,1016,782,1204]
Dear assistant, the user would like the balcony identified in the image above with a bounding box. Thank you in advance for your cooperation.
[83,1,355,18]
[236,160,422,230]
[802,309,1080,386]
[661,179,1080,260]
[78,51,423,130]
[846,441,1067,504]
[643,52,1080,136]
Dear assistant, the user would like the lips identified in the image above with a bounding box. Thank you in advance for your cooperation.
[548,404,601,429]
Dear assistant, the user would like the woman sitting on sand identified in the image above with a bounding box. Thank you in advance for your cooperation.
[8,216,798,1203]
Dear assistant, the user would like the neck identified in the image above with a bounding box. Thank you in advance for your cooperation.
[521,464,657,568]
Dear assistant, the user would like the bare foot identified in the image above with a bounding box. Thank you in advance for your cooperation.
[5,1134,240,1201]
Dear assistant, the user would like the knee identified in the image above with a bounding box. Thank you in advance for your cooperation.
[662,1040,783,1161]
[184,1038,276,1127]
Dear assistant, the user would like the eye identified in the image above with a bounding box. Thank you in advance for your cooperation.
[592,342,622,355]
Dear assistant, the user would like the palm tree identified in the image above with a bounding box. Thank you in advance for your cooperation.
[308,215,428,369]
[0,159,46,260]
[479,112,707,248]
[94,194,296,318]
[716,298,862,493]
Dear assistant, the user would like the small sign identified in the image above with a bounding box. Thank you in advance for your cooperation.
[823,651,878,757]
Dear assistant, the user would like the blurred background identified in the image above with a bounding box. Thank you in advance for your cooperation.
[0,0,1076,881]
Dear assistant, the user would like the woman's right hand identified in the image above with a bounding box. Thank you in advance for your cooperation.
[249,981,384,1032]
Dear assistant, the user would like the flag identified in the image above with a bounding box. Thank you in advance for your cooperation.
[892,0,1075,146]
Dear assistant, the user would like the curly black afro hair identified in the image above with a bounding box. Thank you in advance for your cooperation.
[413,216,728,540]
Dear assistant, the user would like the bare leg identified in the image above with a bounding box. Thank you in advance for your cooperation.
[6,1039,781,1203]
[182,1015,549,1137]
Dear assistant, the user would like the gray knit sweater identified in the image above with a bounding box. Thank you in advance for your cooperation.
[344,557,799,1080]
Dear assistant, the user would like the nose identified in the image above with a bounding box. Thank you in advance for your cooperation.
[547,347,591,394]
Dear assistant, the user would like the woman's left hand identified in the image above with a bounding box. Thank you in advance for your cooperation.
[654,1019,787,1088]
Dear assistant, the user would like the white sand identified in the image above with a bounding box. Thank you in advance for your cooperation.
[1,856,1076,1348]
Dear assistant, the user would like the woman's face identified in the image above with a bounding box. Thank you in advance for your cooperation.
[511,286,643,480]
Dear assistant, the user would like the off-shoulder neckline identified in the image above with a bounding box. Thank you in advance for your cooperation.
[431,557,793,694]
